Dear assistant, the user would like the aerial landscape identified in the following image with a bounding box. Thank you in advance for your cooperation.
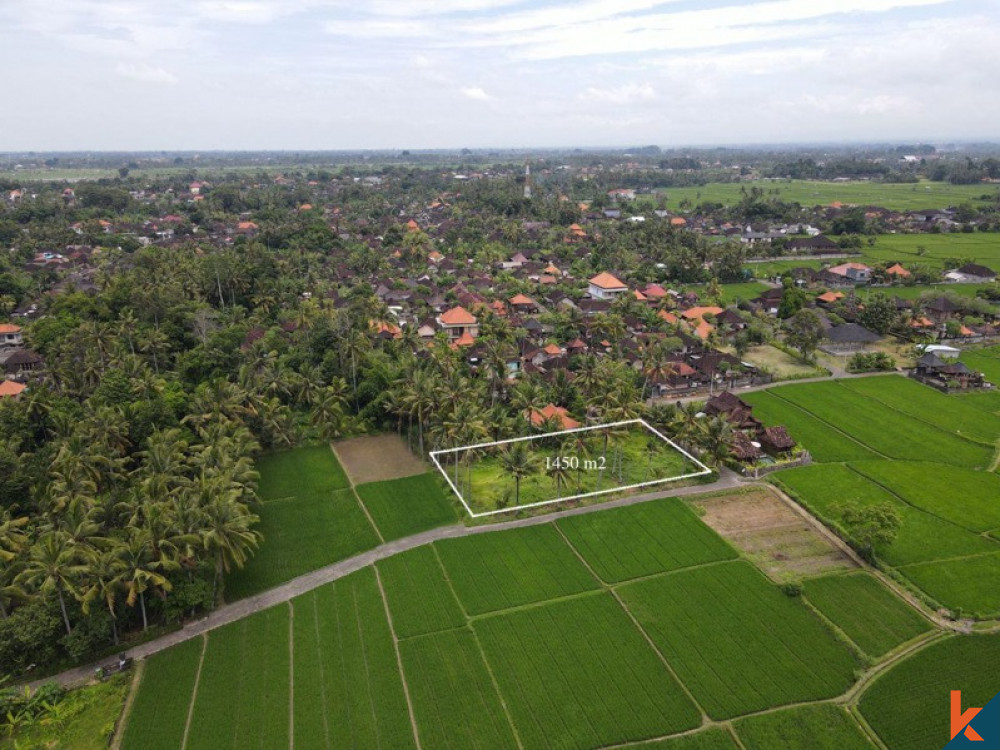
[1,1,999,749]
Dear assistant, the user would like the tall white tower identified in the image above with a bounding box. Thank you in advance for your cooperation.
[523,162,532,199]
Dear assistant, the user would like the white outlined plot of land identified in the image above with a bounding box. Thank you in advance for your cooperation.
[430,419,712,518]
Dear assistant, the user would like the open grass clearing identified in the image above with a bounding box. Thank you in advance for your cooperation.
[775,464,999,567]
[738,344,829,380]
[803,573,932,659]
[740,390,880,463]
[850,460,1000,532]
[859,634,1000,750]
[225,487,380,600]
[772,382,992,468]
[556,497,738,583]
[691,488,856,581]
[863,231,1000,269]
[899,551,1000,618]
[399,628,518,750]
[184,605,290,750]
[840,376,1000,446]
[120,638,203,750]
[255,444,349,500]
[618,561,858,719]
[435,419,705,516]
[376,545,466,638]
[733,704,874,750]
[292,569,415,749]
[332,433,427,484]
[355,472,459,542]
[475,593,701,749]
[434,523,601,615]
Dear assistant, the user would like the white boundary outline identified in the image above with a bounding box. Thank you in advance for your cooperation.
[429,418,712,518]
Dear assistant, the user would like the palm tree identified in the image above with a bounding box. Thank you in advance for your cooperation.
[500,442,535,507]
[201,497,261,603]
[310,385,346,440]
[121,528,175,631]
[81,542,128,644]
[16,531,88,635]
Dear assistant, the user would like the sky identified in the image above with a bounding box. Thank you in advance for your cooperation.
[1,0,999,150]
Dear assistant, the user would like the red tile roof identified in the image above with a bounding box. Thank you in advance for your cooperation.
[589,272,627,290]
[439,306,477,326]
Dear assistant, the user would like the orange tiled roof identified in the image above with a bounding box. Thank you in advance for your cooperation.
[589,272,627,290]
[0,324,22,334]
[681,306,724,320]
[0,381,25,397]
[528,404,580,430]
[509,294,536,306]
[886,263,911,277]
[439,306,477,326]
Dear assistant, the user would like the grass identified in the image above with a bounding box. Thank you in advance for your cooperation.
[859,634,1000,750]
[618,561,858,719]
[629,728,740,749]
[772,381,993,468]
[376,546,466,638]
[355,472,459,541]
[804,573,932,659]
[839,376,1000,446]
[861,232,1000,269]
[898,552,1000,618]
[457,425,695,513]
[225,487,380,600]
[741,390,880,463]
[120,638,203,750]
[255,444,349,499]
[738,344,828,380]
[0,674,130,750]
[184,605,290,749]
[399,628,518,750]
[474,593,701,749]
[732,704,874,750]
[291,569,415,749]
[434,524,600,616]
[556,497,737,583]
[775,464,998,567]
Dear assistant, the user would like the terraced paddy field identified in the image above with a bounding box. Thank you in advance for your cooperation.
[122,495,916,749]
[754,374,1000,617]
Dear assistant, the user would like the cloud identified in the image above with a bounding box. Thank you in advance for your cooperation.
[115,62,179,85]
[461,86,491,100]
[580,83,656,104]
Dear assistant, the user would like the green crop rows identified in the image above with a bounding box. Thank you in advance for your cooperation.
[899,552,1000,618]
[399,628,518,749]
[618,561,858,719]
[859,634,1000,750]
[292,570,415,749]
[804,573,931,658]
[355,472,458,541]
[377,545,466,638]
[434,524,600,615]
[475,593,701,748]
[630,728,741,749]
[556,497,737,583]
[733,704,873,750]
[771,383,992,468]
[120,638,202,750]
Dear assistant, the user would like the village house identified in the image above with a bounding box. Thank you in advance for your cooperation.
[437,306,479,341]
[0,324,23,348]
[945,263,996,284]
[587,272,629,300]
[821,262,872,286]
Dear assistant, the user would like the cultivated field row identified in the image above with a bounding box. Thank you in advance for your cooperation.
[121,496,956,750]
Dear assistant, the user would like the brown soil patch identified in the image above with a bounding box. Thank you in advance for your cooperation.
[332,434,427,485]
[691,488,856,581]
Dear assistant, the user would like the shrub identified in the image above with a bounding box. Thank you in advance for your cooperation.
[847,352,895,373]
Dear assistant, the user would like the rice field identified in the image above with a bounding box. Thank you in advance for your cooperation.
[803,573,932,658]
[733,704,874,750]
[556,497,738,583]
[474,593,701,748]
[434,524,601,615]
[376,545,466,638]
[355,472,459,541]
[859,634,1000,750]
[617,561,859,719]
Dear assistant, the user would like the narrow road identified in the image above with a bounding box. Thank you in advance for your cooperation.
[31,469,745,691]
